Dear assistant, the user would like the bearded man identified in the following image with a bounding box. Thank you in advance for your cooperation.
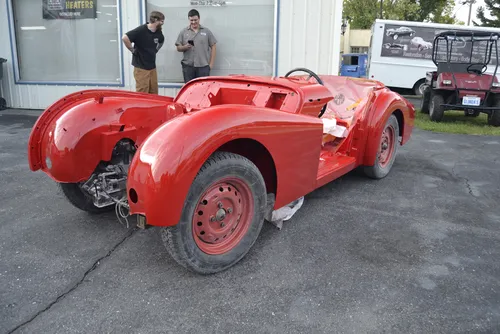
[122,11,165,94]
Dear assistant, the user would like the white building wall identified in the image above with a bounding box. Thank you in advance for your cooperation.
[277,0,343,77]
[0,0,343,110]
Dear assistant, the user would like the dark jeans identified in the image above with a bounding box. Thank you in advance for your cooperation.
[182,64,211,83]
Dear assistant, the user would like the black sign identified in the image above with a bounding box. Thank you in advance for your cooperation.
[380,24,499,65]
[43,0,97,19]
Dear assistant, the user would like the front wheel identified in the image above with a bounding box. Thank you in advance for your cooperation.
[161,151,267,274]
[429,93,445,122]
[364,114,400,179]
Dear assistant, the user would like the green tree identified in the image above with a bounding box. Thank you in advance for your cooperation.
[383,0,420,21]
[342,0,380,29]
[475,0,500,27]
[343,0,460,29]
[416,0,456,23]
[433,0,464,25]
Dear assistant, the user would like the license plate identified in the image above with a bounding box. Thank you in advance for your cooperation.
[463,96,480,106]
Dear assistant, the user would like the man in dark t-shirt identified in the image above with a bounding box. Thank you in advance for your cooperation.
[122,11,165,94]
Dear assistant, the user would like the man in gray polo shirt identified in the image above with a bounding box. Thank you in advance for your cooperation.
[175,9,217,83]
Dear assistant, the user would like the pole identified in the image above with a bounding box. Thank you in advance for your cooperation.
[467,0,476,26]
[380,0,383,19]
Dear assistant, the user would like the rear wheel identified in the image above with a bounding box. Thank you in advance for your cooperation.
[429,93,445,122]
[364,114,399,179]
[413,79,427,96]
[59,183,113,214]
[161,151,267,274]
[488,110,500,126]
[488,97,500,126]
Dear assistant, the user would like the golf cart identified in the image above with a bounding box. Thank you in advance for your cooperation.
[421,30,500,126]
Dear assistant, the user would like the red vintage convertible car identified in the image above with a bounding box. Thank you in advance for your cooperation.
[27,68,415,274]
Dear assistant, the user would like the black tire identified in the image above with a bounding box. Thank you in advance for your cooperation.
[420,86,431,114]
[488,110,500,126]
[161,151,267,274]
[429,93,445,122]
[364,114,400,179]
[0,98,6,111]
[59,182,113,214]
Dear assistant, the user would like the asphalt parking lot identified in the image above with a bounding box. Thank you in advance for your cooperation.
[1,111,500,333]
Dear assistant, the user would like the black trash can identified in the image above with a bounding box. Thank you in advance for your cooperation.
[0,58,7,110]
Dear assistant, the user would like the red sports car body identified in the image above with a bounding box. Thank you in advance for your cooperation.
[27,68,415,274]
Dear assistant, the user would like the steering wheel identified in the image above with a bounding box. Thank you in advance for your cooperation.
[467,63,487,75]
[284,67,327,118]
[285,67,325,85]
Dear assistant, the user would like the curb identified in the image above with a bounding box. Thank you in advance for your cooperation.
[0,108,43,117]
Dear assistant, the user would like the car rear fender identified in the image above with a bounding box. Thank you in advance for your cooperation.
[126,105,324,227]
[362,90,415,166]
[27,89,183,183]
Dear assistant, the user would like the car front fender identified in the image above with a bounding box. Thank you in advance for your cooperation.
[126,105,324,227]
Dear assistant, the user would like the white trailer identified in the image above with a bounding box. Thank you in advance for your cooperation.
[367,19,500,95]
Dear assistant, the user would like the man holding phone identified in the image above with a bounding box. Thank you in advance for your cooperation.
[175,9,217,83]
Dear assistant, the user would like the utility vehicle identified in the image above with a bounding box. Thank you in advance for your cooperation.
[421,30,500,126]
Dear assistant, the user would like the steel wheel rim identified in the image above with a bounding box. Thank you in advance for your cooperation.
[379,125,395,168]
[419,83,426,95]
[192,177,254,255]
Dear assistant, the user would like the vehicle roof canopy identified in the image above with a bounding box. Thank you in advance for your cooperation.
[436,30,500,40]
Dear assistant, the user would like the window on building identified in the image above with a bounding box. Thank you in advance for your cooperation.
[144,0,276,84]
[351,46,369,54]
[10,0,122,84]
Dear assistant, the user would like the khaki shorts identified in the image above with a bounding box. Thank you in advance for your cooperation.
[133,67,159,94]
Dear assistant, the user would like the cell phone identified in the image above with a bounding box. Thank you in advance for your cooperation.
[188,40,194,46]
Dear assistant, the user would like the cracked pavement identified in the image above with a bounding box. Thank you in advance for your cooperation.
[1,111,500,333]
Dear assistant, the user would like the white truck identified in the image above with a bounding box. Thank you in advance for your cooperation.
[367,19,500,95]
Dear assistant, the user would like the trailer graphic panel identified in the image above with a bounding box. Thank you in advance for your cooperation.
[380,24,499,65]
